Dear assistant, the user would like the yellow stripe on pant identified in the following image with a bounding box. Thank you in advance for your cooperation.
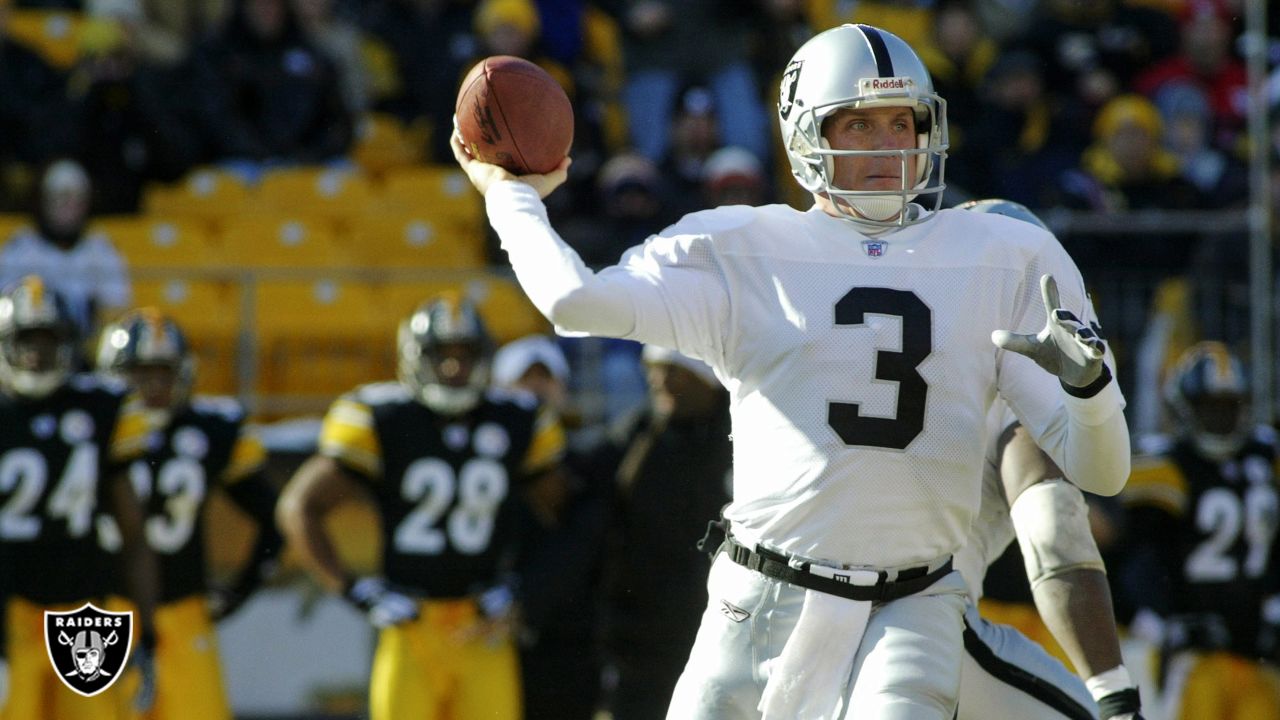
[369,597,521,720]
[2,596,130,720]
[108,595,232,720]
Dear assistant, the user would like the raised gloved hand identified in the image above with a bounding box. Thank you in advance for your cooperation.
[992,274,1108,390]
[344,577,420,629]
[131,632,156,712]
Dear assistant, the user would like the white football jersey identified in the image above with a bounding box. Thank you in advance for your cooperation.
[489,183,1127,570]
[954,401,1019,602]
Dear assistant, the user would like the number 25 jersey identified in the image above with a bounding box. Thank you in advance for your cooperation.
[318,382,564,597]
[1124,429,1280,656]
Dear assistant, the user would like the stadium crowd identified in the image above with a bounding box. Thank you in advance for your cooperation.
[1,0,1279,719]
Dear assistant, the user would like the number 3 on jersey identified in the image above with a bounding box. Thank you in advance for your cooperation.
[828,287,932,450]
[394,457,508,556]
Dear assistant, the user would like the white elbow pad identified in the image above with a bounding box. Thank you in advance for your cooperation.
[1010,478,1105,587]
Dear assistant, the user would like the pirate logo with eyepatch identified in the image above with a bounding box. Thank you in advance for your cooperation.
[44,603,133,696]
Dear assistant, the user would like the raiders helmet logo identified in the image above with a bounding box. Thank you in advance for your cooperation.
[44,603,133,697]
[778,59,804,120]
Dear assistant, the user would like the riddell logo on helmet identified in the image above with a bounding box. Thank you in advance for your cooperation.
[860,77,914,93]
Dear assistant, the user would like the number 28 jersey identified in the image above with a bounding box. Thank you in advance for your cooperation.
[319,382,564,598]
[0,375,151,603]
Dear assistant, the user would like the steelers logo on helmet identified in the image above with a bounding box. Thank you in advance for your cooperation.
[1164,341,1250,460]
[95,308,195,427]
[0,275,79,400]
[398,294,494,415]
[777,24,948,230]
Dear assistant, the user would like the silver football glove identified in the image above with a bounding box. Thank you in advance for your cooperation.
[992,274,1106,389]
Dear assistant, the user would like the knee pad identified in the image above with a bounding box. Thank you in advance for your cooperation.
[1009,478,1104,587]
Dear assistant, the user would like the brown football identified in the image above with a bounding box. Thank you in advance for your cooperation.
[455,56,574,175]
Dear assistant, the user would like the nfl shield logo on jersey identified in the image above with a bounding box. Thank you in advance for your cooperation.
[862,240,887,257]
[44,603,133,697]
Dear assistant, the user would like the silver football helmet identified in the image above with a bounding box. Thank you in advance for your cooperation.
[398,295,493,415]
[778,24,948,230]
[957,198,1050,231]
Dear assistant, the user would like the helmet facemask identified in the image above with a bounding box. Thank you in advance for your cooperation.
[0,327,76,399]
[790,86,948,229]
[398,298,493,416]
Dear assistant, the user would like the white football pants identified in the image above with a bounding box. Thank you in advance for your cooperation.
[958,603,1100,720]
[666,552,969,719]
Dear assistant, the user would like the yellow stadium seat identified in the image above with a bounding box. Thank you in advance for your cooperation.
[351,113,427,178]
[376,274,547,346]
[217,215,349,269]
[252,278,388,416]
[257,167,375,232]
[344,214,485,270]
[378,165,484,232]
[142,169,253,233]
[0,213,33,244]
[4,10,85,69]
[88,217,217,269]
[126,278,241,396]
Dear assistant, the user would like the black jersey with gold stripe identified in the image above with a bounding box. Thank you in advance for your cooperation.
[129,397,269,604]
[1124,428,1280,656]
[0,374,151,603]
[320,382,564,598]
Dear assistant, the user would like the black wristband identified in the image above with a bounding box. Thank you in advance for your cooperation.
[1062,363,1112,398]
[140,630,157,651]
[1097,687,1142,718]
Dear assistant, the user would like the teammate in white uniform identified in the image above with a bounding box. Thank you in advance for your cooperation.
[454,23,1131,720]
[954,201,1145,720]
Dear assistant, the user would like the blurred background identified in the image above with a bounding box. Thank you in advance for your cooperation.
[0,0,1276,717]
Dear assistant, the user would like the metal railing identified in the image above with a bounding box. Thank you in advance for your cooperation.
[130,208,1272,431]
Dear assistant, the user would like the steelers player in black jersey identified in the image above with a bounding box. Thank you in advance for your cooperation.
[1121,341,1280,720]
[0,276,160,720]
[279,294,565,720]
[93,309,282,720]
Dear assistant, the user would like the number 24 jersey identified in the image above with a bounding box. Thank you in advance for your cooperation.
[0,375,151,603]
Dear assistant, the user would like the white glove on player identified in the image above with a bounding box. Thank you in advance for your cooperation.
[0,655,8,711]
[344,577,420,629]
[992,274,1106,389]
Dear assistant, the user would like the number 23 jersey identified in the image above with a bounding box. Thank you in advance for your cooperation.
[99,397,270,603]
[319,382,564,597]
